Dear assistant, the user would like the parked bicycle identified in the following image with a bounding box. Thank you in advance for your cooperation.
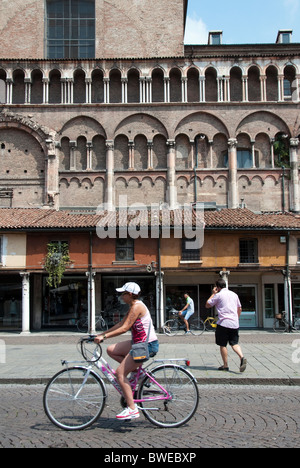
[163,309,217,336]
[43,335,199,431]
[76,312,108,333]
[273,311,300,333]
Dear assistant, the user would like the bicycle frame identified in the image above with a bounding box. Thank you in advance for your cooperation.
[61,353,190,407]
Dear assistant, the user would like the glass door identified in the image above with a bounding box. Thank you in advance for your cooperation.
[231,285,257,328]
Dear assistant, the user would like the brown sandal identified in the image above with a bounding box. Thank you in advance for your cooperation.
[218,366,229,371]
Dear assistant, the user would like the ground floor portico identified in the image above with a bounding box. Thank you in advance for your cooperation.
[1,268,300,333]
[163,270,300,330]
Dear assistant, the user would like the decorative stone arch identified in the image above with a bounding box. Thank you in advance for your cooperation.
[114,113,168,140]
[175,111,229,141]
[60,116,107,141]
[236,111,291,140]
[0,109,56,154]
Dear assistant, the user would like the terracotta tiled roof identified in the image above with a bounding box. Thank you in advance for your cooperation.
[0,207,300,230]
[204,208,300,229]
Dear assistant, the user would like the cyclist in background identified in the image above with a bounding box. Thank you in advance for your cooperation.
[179,293,195,334]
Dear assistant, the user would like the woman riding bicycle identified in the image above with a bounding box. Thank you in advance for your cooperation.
[94,282,159,420]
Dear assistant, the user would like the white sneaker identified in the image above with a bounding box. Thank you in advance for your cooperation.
[116,405,140,420]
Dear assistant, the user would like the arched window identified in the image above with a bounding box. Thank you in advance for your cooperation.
[152,68,164,103]
[0,80,6,104]
[266,66,278,101]
[230,67,242,102]
[248,66,261,101]
[284,65,296,100]
[169,68,182,102]
[205,68,218,102]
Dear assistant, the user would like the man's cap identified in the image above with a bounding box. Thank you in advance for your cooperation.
[116,282,141,295]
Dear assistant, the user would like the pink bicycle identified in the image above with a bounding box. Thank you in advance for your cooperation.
[43,336,199,431]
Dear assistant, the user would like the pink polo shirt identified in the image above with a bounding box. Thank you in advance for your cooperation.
[207,288,241,329]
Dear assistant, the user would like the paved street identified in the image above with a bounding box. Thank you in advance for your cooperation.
[0,331,300,449]
[1,331,300,384]
[0,384,299,449]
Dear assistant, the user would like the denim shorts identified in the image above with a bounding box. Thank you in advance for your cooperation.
[148,340,159,357]
[181,309,194,321]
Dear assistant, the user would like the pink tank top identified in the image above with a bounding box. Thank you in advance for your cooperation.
[131,301,157,344]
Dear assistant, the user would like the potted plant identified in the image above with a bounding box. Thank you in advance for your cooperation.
[45,242,71,288]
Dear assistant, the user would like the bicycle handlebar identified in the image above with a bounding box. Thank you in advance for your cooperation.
[79,335,102,362]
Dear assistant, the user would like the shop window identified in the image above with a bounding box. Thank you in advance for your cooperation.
[102,276,156,327]
[297,239,300,262]
[46,0,95,59]
[181,238,201,262]
[239,238,258,264]
[43,276,87,328]
[0,276,22,330]
[116,238,134,262]
[166,285,198,320]
[264,284,275,319]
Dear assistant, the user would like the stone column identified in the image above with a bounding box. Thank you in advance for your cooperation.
[181,77,188,103]
[6,79,13,104]
[128,140,135,170]
[85,78,92,103]
[121,78,128,103]
[24,78,31,104]
[20,273,30,335]
[105,140,114,210]
[242,76,248,102]
[43,78,49,104]
[45,137,59,208]
[260,75,267,102]
[103,78,110,103]
[147,140,153,169]
[86,142,93,170]
[228,138,238,209]
[166,140,177,209]
[86,272,96,334]
[199,77,205,102]
[69,141,77,170]
[290,138,300,213]
[164,77,170,103]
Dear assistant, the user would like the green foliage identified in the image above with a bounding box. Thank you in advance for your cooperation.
[274,136,290,168]
[45,242,70,288]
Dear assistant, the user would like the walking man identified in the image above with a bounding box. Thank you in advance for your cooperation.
[206,279,247,372]
[179,293,194,334]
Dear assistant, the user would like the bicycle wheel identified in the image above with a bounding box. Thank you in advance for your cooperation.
[204,318,217,332]
[163,319,180,336]
[293,318,300,332]
[43,367,107,431]
[189,318,205,336]
[137,364,199,428]
[273,318,286,333]
[77,318,88,333]
[95,317,108,333]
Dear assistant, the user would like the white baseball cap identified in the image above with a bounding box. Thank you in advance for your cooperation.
[116,282,141,295]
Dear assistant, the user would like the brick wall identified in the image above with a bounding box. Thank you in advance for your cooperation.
[0,0,185,60]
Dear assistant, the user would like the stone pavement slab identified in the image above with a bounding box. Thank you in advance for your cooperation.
[0,331,299,385]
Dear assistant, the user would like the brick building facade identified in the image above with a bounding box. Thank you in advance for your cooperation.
[0,0,300,331]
